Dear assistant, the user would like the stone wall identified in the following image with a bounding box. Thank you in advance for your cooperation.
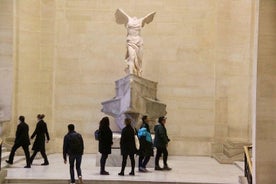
[256,0,276,183]
[4,0,254,156]
[0,0,13,123]
[2,0,55,152]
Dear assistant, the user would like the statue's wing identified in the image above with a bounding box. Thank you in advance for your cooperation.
[115,8,130,25]
[141,12,156,27]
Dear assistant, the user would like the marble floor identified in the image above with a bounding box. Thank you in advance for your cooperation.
[4,153,243,184]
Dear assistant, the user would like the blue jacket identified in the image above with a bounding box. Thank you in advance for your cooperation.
[138,127,152,143]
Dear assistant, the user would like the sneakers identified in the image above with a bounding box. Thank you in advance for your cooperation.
[78,176,83,184]
[139,167,146,172]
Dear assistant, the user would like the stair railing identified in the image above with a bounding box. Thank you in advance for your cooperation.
[244,145,252,184]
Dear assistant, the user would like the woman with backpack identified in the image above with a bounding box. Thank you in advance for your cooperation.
[98,117,113,175]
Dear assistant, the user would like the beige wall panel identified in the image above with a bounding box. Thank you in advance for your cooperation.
[0,0,13,123]
[256,0,276,183]
[18,0,40,17]
[169,140,211,156]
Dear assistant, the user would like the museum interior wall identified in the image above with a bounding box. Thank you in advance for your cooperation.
[256,0,276,183]
[1,0,254,157]
[0,1,13,124]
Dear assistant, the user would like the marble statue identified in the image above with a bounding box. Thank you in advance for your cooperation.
[115,9,156,77]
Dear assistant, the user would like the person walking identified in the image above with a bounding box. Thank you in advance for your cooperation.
[137,115,153,172]
[118,118,136,176]
[98,117,113,175]
[6,115,31,168]
[30,114,50,165]
[63,124,84,184]
[154,116,172,171]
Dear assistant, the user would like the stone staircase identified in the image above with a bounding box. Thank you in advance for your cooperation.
[3,179,244,184]
[0,138,248,184]
[212,140,251,164]
[0,137,28,184]
[0,146,25,184]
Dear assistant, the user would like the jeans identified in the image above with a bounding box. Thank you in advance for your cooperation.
[69,154,82,183]
[139,155,150,168]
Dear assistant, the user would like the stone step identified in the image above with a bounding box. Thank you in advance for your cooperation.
[212,152,243,164]
[1,146,25,169]
[239,176,249,184]
[234,161,244,172]
[4,178,237,184]
[223,141,251,158]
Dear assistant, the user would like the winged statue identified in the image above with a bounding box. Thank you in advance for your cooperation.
[115,9,156,77]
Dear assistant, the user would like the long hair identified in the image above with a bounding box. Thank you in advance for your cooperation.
[99,116,110,130]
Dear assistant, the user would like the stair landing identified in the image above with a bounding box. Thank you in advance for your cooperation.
[3,153,243,184]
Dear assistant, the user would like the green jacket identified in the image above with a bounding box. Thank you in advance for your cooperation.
[154,123,170,148]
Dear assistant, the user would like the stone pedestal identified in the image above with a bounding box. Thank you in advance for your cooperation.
[101,74,166,129]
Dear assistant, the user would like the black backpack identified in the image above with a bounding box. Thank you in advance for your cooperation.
[69,132,83,154]
[94,129,99,140]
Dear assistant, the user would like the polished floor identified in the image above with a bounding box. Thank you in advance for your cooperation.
[4,153,243,184]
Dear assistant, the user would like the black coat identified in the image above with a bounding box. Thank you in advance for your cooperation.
[98,127,113,154]
[15,121,30,146]
[120,124,137,155]
[31,120,50,151]
[63,131,84,161]
[154,123,170,148]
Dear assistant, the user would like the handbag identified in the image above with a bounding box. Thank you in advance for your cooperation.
[134,134,140,150]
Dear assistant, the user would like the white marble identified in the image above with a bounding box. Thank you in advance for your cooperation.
[101,75,166,129]
[115,9,156,77]
[4,153,242,184]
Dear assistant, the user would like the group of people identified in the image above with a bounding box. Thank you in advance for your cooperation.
[5,114,171,184]
[6,114,50,168]
[5,115,84,184]
[98,115,171,177]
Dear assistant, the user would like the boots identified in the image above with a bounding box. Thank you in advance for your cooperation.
[155,165,163,170]
[163,164,172,170]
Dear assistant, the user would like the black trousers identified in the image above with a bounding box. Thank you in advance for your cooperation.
[30,150,49,164]
[8,143,30,166]
[120,154,135,173]
[100,153,108,172]
[155,146,168,167]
